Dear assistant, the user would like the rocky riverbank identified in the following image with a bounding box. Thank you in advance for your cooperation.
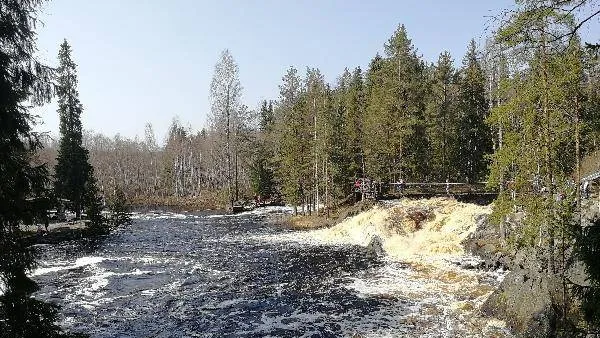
[463,200,600,337]
[464,224,560,337]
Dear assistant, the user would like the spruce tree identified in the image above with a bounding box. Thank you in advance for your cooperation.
[275,67,310,213]
[363,25,430,182]
[0,1,84,336]
[333,66,366,194]
[108,186,131,228]
[53,40,93,219]
[250,101,276,200]
[363,53,390,181]
[325,79,350,201]
[345,67,366,180]
[84,169,107,234]
[425,51,458,181]
[456,40,492,183]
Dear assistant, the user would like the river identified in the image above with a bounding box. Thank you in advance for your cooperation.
[32,205,512,337]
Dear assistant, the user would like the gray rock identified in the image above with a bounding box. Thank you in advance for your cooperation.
[366,235,385,257]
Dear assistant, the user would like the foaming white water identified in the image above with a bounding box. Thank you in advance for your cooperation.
[63,263,157,310]
[344,258,510,335]
[252,197,512,336]
[31,254,160,311]
[257,198,490,263]
[132,206,295,222]
[131,211,190,220]
[248,205,295,215]
[204,205,295,219]
[310,198,491,263]
[31,256,106,276]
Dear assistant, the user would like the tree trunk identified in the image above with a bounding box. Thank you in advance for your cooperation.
[313,98,319,215]
[575,95,581,209]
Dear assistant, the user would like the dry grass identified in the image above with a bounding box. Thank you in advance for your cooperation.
[283,200,376,230]
[581,151,600,179]
[285,215,332,230]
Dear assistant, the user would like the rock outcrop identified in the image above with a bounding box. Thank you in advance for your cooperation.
[463,201,599,337]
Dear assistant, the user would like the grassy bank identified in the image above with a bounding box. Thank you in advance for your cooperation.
[283,200,376,230]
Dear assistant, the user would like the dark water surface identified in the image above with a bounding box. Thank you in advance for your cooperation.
[32,209,416,337]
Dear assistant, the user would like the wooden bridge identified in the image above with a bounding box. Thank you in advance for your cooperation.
[351,169,600,204]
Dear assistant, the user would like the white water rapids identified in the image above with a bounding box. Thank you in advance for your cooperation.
[28,199,512,337]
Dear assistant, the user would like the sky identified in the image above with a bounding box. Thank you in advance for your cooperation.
[32,0,523,142]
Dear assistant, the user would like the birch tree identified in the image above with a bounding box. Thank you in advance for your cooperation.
[209,49,242,208]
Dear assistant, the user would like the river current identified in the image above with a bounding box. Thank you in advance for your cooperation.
[31,207,511,337]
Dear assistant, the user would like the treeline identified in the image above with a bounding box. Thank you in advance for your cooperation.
[37,26,503,211]
[258,30,496,212]
[39,119,250,209]
[37,50,256,209]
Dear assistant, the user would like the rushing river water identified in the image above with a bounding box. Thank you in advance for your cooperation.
[32,207,511,338]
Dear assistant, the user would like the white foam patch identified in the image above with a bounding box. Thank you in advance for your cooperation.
[131,206,294,222]
[204,206,295,219]
[31,256,106,276]
[131,211,190,220]
[62,265,157,310]
[340,259,511,337]
[33,254,160,311]
[247,205,295,215]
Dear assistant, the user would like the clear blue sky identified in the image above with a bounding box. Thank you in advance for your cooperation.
[33,0,516,142]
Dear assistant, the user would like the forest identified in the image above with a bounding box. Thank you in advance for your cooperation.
[38,33,500,211]
[1,0,600,337]
[36,12,600,216]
